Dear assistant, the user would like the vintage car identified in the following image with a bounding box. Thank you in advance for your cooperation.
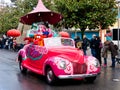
[17,37,101,85]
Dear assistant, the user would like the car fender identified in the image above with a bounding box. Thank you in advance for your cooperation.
[43,57,73,77]
[84,56,101,74]
[18,49,27,61]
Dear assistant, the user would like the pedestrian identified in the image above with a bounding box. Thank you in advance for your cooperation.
[102,40,110,67]
[90,34,96,57]
[0,38,2,49]
[13,38,17,51]
[8,37,13,50]
[102,40,118,68]
[4,39,9,49]
[95,36,102,65]
[2,34,7,49]
[74,36,82,49]
[82,35,89,55]
[109,41,118,68]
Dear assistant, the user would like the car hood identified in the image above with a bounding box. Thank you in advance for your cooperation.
[47,46,84,64]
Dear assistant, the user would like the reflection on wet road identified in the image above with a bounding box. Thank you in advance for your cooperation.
[0,49,120,90]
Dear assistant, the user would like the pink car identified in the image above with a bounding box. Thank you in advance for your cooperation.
[17,37,101,85]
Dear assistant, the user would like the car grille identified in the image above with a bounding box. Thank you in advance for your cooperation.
[72,62,87,74]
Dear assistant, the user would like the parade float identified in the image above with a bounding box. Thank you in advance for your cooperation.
[17,0,101,85]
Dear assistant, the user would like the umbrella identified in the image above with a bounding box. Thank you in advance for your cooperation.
[20,0,63,25]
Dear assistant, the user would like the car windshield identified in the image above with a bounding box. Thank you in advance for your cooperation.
[44,37,74,47]
[61,38,74,46]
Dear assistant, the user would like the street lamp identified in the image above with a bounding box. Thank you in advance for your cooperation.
[116,0,120,50]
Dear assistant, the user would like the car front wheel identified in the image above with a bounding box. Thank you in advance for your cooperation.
[19,61,27,73]
[46,67,57,85]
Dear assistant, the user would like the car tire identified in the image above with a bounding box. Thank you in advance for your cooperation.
[19,61,27,73]
[84,76,97,83]
[46,67,57,85]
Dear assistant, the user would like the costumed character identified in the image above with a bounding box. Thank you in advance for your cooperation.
[26,23,39,37]
[43,28,53,37]
[33,34,44,46]
[24,23,39,44]
[38,24,53,37]
[24,33,34,44]
[51,30,59,37]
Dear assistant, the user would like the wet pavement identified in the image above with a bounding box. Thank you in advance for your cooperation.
[0,49,120,90]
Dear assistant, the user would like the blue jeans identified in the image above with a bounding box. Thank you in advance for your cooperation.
[104,58,107,65]
[91,48,96,57]
[83,49,87,55]
[111,56,115,67]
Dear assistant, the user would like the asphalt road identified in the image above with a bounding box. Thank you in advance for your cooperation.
[0,49,120,90]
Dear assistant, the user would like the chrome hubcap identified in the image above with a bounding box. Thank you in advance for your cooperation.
[47,70,53,82]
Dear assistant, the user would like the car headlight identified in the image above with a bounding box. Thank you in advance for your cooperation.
[92,59,100,67]
[87,56,100,67]
[59,61,66,69]
[54,57,73,74]
[54,57,67,70]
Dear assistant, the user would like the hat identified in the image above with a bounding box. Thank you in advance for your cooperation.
[92,34,96,38]
[83,35,86,38]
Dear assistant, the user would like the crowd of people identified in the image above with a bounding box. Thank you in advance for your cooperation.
[0,34,24,51]
[74,34,118,68]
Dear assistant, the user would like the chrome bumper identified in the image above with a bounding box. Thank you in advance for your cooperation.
[58,73,98,79]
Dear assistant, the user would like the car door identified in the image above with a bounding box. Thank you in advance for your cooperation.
[26,44,48,70]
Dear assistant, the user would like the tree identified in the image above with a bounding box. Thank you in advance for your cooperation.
[0,6,14,34]
[0,0,117,36]
[0,0,38,34]
[52,0,117,38]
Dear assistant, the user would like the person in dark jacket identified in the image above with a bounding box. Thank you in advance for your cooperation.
[0,38,2,48]
[90,34,96,57]
[82,35,89,55]
[95,36,102,65]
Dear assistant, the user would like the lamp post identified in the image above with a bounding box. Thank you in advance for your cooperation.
[116,0,120,50]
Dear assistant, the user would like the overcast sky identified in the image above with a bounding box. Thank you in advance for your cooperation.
[0,0,11,4]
